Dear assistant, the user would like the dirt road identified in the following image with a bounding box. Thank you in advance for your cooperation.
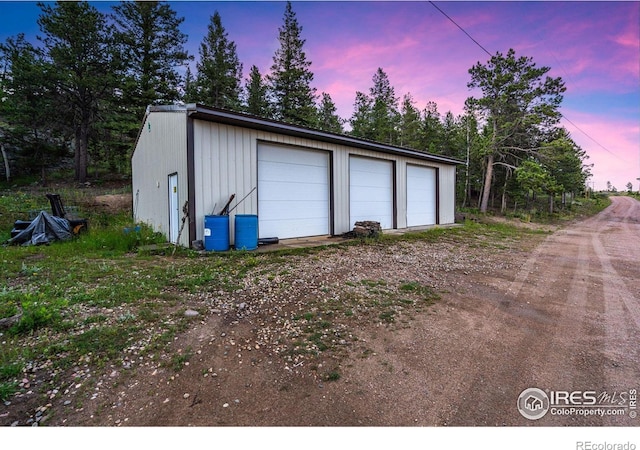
[43,196,639,427]
[407,195,640,426]
[304,195,639,426]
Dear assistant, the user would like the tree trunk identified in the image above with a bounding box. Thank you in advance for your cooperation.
[0,144,10,182]
[480,153,494,213]
[477,164,486,209]
[75,120,89,183]
[548,194,554,214]
[462,122,470,208]
[500,173,510,214]
[480,119,498,213]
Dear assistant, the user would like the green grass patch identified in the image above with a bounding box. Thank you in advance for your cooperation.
[0,302,19,319]
[399,281,440,304]
[308,332,329,352]
[70,326,133,361]
[0,362,23,380]
[378,310,395,323]
[0,381,19,401]
[0,187,609,410]
[169,346,193,372]
[8,294,65,335]
[324,371,341,382]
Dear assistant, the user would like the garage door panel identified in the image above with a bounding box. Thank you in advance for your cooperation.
[407,165,436,226]
[260,217,328,239]
[350,178,390,190]
[351,173,390,189]
[258,200,328,219]
[258,160,328,184]
[350,156,393,229]
[258,144,330,239]
[258,145,327,164]
[351,185,390,198]
[260,181,328,201]
[351,157,389,175]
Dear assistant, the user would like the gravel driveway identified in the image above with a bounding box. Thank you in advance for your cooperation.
[38,196,640,427]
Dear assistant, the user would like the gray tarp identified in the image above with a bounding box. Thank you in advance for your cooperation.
[8,211,72,246]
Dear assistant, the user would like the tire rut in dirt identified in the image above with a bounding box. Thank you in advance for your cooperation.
[444,229,604,425]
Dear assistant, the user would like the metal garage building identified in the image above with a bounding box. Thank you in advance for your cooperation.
[131,104,461,248]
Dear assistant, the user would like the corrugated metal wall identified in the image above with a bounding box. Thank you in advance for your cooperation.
[192,119,457,242]
[437,165,457,224]
[133,111,457,247]
[193,121,338,243]
[131,111,188,245]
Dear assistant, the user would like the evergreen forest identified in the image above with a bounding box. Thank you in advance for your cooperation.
[0,1,594,214]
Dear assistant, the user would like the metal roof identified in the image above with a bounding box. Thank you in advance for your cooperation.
[146,104,463,166]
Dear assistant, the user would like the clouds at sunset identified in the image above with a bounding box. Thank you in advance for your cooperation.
[562,109,640,191]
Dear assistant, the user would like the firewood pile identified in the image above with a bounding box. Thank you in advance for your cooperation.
[352,221,382,238]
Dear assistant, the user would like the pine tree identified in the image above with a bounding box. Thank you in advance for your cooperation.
[440,111,462,157]
[349,68,399,145]
[467,49,566,212]
[37,1,119,183]
[422,101,443,154]
[349,91,374,139]
[183,66,198,103]
[106,0,192,173]
[398,93,423,149]
[112,0,190,115]
[369,68,399,145]
[195,11,243,110]
[538,128,589,195]
[244,65,271,118]
[0,34,64,181]
[267,1,317,126]
[317,92,344,133]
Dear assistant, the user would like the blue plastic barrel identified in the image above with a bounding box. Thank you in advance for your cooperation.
[234,214,258,250]
[204,215,230,251]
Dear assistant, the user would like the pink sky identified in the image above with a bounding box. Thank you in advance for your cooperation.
[2,1,639,191]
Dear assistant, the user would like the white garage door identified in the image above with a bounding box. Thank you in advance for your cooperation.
[258,143,330,239]
[407,165,437,227]
[350,156,393,229]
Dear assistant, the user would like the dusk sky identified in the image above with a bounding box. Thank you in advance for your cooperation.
[1,1,639,191]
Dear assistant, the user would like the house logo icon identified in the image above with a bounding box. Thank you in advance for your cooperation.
[517,388,550,420]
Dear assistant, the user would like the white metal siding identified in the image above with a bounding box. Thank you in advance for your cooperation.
[193,122,256,245]
[131,112,189,246]
[193,122,338,244]
[407,165,437,226]
[438,165,456,224]
[258,143,330,239]
[134,110,457,248]
[349,156,394,229]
